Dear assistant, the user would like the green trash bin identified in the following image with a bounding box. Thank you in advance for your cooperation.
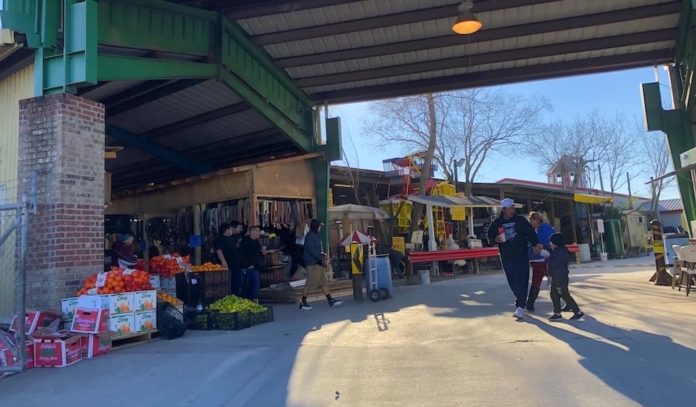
[603,219,625,259]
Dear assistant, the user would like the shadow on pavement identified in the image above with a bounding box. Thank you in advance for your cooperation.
[529,315,696,406]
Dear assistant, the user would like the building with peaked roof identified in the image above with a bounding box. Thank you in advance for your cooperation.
[638,198,685,232]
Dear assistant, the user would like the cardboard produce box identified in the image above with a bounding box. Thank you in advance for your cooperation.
[33,334,82,368]
[135,310,157,333]
[106,293,135,315]
[10,310,61,335]
[80,333,112,358]
[133,290,157,312]
[109,313,136,338]
[0,340,33,370]
[70,296,110,334]
[61,297,79,321]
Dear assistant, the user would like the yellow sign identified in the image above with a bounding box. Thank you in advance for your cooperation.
[451,206,467,221]
[392,237,405,255]
[653,240,664,255]
[350,243,364,275]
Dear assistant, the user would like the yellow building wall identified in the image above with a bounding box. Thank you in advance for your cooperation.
[0,63,33,320]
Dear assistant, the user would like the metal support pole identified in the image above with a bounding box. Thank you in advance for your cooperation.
[142,214,150,271]
[468,207,475,238]
[193,204,202,265]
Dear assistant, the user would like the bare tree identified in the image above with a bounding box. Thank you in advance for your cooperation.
[602,115,640,198]
[445,89,549,195]
[365,89,549,195]
[526,110,611,193]
[642,132,674,217]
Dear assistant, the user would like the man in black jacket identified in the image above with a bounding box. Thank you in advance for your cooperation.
[299,219,343,310]
[487,198,543,319]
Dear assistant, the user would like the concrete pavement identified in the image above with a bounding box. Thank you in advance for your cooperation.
[2,259,696,407]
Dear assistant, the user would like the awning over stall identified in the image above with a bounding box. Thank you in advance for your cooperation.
[573,193,613,204]
[407,194,510,208]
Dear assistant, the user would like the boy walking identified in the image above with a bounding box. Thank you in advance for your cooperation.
[547,233,584,321]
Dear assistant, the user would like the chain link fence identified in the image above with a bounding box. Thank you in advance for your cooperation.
[1,176,34,375]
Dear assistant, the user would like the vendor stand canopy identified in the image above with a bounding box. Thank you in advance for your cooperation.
[407,194,516,208]
[341,230,373,246]
[329,204,389,221]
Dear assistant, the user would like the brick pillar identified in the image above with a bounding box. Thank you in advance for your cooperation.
[18,94,105,309]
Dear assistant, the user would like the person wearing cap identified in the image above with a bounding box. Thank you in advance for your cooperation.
[111,233,137,268]
[547,233,584,321]
[526,212,555,312]
[299,219,343,310]
[487,198,543,319]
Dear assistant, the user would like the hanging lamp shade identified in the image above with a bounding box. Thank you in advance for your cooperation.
[451,2,482,35]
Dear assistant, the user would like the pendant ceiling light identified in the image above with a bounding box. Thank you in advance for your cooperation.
[451,1,482,35]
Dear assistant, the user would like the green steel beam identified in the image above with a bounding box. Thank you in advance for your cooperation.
[97,55,216,81]
[107,125,212,174]
[1,0,317,151]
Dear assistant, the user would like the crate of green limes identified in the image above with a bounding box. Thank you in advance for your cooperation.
[209,295,268,330]
[249,306,273,327]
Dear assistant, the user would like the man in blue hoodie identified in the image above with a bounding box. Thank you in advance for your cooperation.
[526,212,555,312]
[299,219,343,311]
[487,199,543,319]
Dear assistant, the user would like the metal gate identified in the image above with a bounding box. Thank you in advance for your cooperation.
[0,176,35,375]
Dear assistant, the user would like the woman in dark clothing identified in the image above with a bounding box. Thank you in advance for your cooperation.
[111,233,137,268]
[547,233,584,321]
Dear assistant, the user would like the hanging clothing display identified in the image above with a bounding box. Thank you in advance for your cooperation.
[257,199,312,230]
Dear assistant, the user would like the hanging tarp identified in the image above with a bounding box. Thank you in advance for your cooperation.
[329,204,389,221]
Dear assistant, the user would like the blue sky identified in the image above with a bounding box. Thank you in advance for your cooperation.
[328,67,678,199]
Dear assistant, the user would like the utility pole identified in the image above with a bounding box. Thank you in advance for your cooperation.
[626,172,633,209]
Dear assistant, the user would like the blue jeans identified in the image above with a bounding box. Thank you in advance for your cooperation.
[502,256,530,308]
[242,267,260,300]
[230,268,242,297]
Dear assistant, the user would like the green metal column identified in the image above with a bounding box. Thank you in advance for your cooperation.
[663,110,696,223]
[642,82,696,226]
[312,156,330,249]
[312,117,342,249]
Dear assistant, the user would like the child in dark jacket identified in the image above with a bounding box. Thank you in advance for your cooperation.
[547,233,584,321]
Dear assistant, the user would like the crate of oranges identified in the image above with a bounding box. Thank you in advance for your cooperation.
[191,262,226,272]
[157,291,184,313]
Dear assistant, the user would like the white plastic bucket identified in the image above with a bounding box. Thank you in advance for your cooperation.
[579,243,592,263]
[418,269,431,285]
[600,252,608,262]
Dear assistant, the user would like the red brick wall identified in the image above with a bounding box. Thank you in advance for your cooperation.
[18,94,104,309]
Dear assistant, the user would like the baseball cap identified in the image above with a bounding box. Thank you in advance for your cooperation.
[501,198,515,209]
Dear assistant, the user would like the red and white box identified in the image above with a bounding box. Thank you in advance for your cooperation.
[133,290,157,312]
[10,310,61,335]
[71,296,110,334]
[80,333,112,359]
[33,334,82,368]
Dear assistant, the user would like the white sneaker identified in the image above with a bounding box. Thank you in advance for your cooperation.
[299,303,313,311]
[330,299,343,308]
[514,307,526,319]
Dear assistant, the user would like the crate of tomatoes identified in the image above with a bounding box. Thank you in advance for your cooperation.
[149,255,190,278]
[75,267,154,296]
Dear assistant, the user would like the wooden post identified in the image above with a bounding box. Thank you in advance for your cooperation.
[193,204,202,266]
[142,214,149,272]
[250,193,259,227]
[649,220,672,285]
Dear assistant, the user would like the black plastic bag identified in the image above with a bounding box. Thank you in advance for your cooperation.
[157,302,187,339]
